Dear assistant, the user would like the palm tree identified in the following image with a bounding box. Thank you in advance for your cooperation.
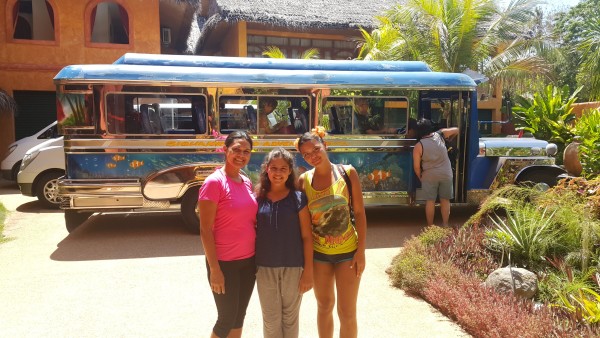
[577,19,600,100]
[0,89,17,116]
[357,0,552,89]
[262,46,320,59]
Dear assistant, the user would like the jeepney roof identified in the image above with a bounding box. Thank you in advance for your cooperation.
[53,63,476,89]
[113,53,432,72]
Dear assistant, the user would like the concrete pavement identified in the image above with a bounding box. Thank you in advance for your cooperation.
[0,178,470,337]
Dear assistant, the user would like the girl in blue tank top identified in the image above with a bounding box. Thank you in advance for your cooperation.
[255,147,313,338]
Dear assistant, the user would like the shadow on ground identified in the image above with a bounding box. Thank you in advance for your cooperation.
[17,201,63,213]
[50,205,477,262]
[51,212,202,261]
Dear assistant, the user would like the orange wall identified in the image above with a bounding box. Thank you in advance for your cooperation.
[1,0,160,91]
[572,101,600,118]
[0,0,161,151]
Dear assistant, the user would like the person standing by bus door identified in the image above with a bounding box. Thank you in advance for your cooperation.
[255,147,314,338]
[296,127,367,338]
[198,131,258,338]
[412,118,458,227]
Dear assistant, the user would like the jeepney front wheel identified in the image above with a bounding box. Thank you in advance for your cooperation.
[65,210,93,233]
[516,169,563,188]
[181,186,201,234]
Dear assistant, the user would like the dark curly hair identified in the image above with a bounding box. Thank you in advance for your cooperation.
[415,118,433,140]
[256,147,297,199]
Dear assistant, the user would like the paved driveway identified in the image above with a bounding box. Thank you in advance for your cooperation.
[0,179,471,337]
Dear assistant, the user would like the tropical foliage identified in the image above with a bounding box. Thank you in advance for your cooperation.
[262,46,319,59]
[553,0,600,101]
[357,0,552,92]
[0,89,17,116]
[511,84,579,162]
[572,108,600,178]
[389,178,600,335]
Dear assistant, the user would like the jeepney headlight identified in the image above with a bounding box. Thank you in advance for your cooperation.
[531,147,541,156]
[21,151,39,170]
[546,143,558,157]
[478,141,486,157]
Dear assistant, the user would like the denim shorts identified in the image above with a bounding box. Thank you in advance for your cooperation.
[313,250,356,264]
[417,179,454,200]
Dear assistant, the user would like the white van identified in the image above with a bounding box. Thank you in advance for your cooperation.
[17,137,65,208]
[1,121,58,181]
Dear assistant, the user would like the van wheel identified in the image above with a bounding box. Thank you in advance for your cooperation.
[11,161,21,181]
[65,210,93,233]
[181,186,200,234]
[36,171,64,208]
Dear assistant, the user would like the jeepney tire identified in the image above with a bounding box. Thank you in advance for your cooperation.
[35,171,64,209]
[181,186,201,234]
[516,170,560,188]
[65,210,93,233]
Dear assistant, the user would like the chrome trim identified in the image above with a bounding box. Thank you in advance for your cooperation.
[142,163,221,200]
[58,178,141,195]
[485,146,548,157]
[362,191,410,206]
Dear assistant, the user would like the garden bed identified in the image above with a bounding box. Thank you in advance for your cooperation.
[388,178,600,337]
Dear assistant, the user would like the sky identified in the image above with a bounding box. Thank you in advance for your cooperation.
[498,0,581,13]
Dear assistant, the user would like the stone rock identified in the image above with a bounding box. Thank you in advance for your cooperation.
[485,267,538,299]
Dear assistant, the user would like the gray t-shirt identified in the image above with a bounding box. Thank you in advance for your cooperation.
[419,131,453,181]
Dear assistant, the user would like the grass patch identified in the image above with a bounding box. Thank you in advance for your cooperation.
[0,202,8,243]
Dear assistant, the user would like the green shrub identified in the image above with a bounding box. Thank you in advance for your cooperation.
[389,238,431,294]
[0,202,7,244]
[512,84,580,164]
[485,205,558,268]
[572,108,600,178]
[465,185,544,227]
[418,225,452,247]
[537,267,596,305]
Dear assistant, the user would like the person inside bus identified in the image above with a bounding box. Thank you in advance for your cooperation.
[198,131,258,338]
[412,118,458,227]
[295,126,367,338]
[258,97,294,134]
[353,98,398,134]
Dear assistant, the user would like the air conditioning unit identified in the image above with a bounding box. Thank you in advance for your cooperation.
[161,27,171,46]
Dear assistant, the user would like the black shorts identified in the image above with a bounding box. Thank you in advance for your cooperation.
[313,250,356,264]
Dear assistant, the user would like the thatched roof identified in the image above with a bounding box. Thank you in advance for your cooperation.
[186,0,400,54]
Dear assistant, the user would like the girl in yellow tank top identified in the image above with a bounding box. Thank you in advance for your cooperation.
[295,126,367,338]
[303,166,358,255]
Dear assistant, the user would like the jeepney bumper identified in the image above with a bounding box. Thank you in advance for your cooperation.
[58,178,170,210]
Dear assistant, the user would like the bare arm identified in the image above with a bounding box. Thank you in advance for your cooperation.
[441,127,459,140]
[198,200,225,294]
[348,165,366,277]
[297,173,306,193]
[297,205,314,293]
[413,142,423,181]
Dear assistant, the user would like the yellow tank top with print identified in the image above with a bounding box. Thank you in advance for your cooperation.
[303,165,358,255]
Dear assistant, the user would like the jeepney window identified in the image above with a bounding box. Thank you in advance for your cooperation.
[105,93,207,135]
[322,97,409,135]
[218,95,310,135]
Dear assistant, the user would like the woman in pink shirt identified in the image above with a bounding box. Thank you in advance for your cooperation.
[198,131,258,338]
